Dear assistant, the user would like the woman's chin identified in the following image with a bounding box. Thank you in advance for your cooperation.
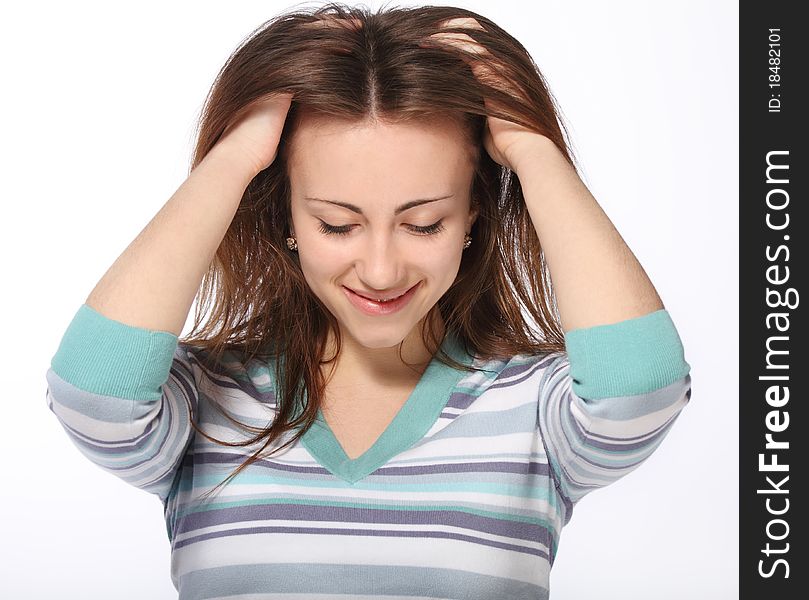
[343,326,412,350]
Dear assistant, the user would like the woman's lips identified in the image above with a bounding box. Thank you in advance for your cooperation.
[342,282,420,315]
[348,284,416,301]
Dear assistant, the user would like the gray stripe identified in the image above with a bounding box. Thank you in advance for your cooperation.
[492,363,546,390]
[176,522,551,561]
[176,503,556,550]
[51,408,156,448]
[497,354,557,381]
[560,400,683,452]
[444,388,482,411]
[45,368,138,423]
[189,351,277,404]
[179,562,548,600]
[549,358,691,419]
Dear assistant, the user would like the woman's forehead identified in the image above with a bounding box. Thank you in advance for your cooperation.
[288,116,475,179]
[292,114,467,148]
[290,128,473,200]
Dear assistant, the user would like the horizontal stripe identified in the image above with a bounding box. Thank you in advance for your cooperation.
[178,562,549,600]
[46,303,691,598]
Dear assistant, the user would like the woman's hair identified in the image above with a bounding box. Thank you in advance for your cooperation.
[179,1,576,500]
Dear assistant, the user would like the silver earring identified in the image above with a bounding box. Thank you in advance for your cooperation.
[463,233,472,249]
[286,236,298,251]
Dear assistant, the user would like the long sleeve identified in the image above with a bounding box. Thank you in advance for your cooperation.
[45,304,199,506]
[537,309,692,514]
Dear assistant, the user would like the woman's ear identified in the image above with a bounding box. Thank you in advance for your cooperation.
[467,201,479,229]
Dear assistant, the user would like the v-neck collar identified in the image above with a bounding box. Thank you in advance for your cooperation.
[297,332,475,484]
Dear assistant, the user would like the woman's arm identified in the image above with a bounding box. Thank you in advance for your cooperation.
[512,135,664,333]
[421,18,665,333]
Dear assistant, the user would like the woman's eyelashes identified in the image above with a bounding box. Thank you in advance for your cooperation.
[316,219,446,237]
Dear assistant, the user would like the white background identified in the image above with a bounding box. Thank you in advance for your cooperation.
[1,1,737,598]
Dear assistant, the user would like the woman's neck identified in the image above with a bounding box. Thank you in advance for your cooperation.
[320,317,445,389]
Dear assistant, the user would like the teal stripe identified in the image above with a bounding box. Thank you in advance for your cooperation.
[564,308,691,399]
[50,304,179,401]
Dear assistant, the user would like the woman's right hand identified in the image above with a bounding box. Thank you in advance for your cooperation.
[212,92,294,178]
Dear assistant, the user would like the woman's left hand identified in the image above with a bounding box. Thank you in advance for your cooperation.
[418,17,546,173]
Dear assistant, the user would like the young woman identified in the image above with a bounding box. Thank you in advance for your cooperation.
[46,4,692,598]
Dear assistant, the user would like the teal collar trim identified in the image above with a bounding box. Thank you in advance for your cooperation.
[299,333,475,484]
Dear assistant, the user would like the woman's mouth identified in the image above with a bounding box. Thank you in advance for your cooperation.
[342,282,420,316]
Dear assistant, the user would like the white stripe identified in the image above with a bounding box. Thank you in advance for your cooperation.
[171,530,550,584]
[569,391,688,438]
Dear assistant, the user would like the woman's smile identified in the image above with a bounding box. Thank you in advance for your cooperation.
[342,281,421,316]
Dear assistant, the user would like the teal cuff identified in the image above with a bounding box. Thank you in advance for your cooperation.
[564,309,691,399]
[50,304,179,402]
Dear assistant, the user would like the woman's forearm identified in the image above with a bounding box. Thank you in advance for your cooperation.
[85,145,257,336]
[513,136,664,333]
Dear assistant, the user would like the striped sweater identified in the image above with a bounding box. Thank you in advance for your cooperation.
[46,304,692,599]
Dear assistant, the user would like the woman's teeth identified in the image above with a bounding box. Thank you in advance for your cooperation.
[368,294,400,303]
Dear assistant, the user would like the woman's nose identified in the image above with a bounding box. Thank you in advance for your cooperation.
[355,232,406,286]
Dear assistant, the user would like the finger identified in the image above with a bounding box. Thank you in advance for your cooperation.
[436,17,486,31]
[420,35,498,84]
[424,16,488,54]
[424,32,489,56]
[417,18,506,89]
[300,16,362,31]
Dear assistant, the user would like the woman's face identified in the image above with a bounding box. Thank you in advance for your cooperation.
[287,116,479,350]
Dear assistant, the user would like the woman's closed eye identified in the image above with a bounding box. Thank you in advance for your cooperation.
[317,219,446,236]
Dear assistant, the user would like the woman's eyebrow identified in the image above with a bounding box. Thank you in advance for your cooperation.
[304,195,453,216]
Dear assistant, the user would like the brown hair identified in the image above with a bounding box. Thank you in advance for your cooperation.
[179,2,575,500]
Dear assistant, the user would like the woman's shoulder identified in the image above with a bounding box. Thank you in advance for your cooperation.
[177,342,278,400]
[459,348,567,396]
